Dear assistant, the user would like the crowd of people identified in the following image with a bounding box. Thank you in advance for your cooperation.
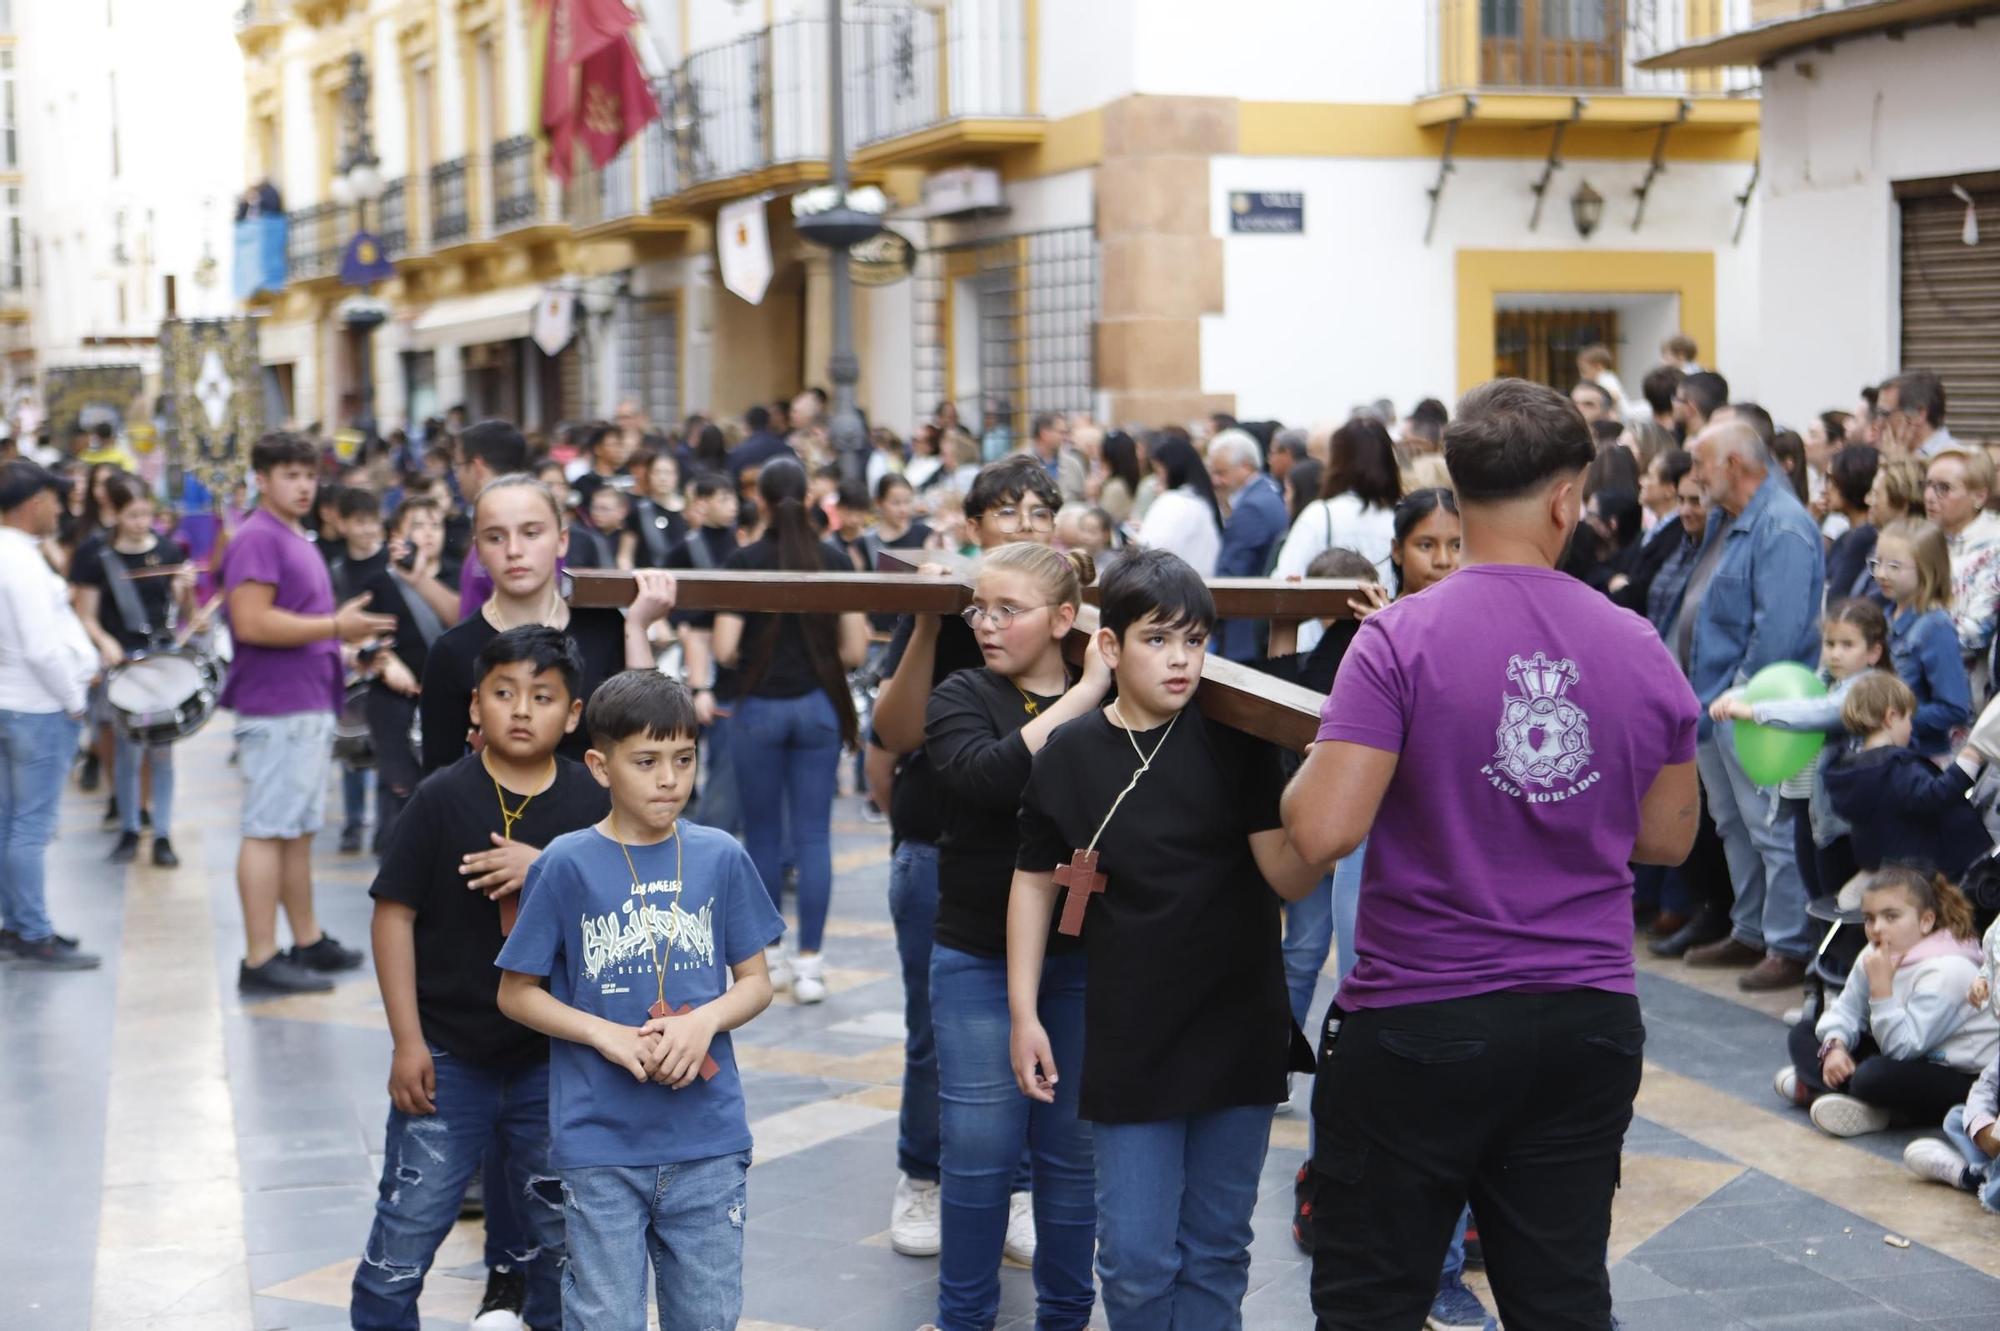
[3,331,2000,1331]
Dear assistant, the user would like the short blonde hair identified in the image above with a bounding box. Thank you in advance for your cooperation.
[1841,668,1917,735]
[1929,446,1996,500]
[1875,458,1927,517]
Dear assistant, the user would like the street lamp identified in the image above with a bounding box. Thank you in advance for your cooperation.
[791,0,887,488]
[333,50,387,442]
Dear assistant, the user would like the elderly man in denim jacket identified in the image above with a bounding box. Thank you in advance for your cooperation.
[1673,420,1826,991]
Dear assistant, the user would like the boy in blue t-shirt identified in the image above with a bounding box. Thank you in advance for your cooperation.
[497,670,783,1330]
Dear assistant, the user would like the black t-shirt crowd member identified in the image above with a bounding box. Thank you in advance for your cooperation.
[665,526,743,701]
[878,611,986,847]
[925,668,1082,961]
[1018,709,1307,1123]
[721,534,850,698]
[69,535,189,650]
[369,752,609,1065]
[418,608,627,771]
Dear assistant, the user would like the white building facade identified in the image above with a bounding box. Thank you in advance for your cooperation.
[244,0,1764,440]
[1652,0,2000,439]
[12,0,245,418]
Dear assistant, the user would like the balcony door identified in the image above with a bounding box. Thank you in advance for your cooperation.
[1481,0,1624,89]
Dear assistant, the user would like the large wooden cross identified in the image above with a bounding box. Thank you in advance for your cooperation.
[566,560,1371,752]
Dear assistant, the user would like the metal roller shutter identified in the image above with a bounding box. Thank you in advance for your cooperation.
[1900,179,2000,440]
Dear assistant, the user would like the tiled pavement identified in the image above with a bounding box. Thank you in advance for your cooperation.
[7,720,2000,1329]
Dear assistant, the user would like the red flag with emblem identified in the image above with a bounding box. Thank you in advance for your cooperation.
[537,0,654,183]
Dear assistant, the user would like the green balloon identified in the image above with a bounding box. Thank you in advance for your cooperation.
[1732,662,1828,787]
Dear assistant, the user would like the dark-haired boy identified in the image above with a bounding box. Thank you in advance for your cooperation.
[332,486,391,852]
[868,454,1063,1257]
[224,432,396,993]
[1007,547,1321,1328]
[497,671,783,1330]
[351,625,607,1331]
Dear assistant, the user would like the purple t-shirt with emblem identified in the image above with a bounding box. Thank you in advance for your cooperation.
[220,507,343,716]
[1316,564,1699,1011]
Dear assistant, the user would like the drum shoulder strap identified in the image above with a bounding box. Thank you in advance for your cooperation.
[98,548,155,640]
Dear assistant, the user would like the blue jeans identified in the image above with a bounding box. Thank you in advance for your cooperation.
[1094,1103,1274,1330]
[732,692,841,952]
[1281,841,1365,1028]
[558,1151,750,1331]
[1941,1104,2000,1212]
[689,710,742,837]
[931,945,1095,1331]
[114,733,174,837]
[350,1052,564,1331]
[1698,729,1812,961]
[890,839,942,1181]
[0,708,81,943]
[343,764,371,835]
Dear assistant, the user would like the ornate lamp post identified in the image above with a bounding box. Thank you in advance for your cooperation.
[332,51,387,440]
[791,0,888,488]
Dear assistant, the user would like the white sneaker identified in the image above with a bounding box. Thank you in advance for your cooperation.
[1773,1065,1806,1106]
[1904,1137,1972,1190]
[1781,1005,1805,1026]
[889,1173,942,1256]
[765,946,793,994]
[1810,1093,1894,1138]
[792,952,827,1004]
[1275,1071,1297,1116]
[1002,1190,1036,1265]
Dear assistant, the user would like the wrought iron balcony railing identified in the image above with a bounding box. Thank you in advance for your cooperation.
[1426,0,1760,96]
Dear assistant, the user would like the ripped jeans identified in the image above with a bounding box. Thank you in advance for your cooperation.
[350,1050,564,1331]
[557,1150,751,1331]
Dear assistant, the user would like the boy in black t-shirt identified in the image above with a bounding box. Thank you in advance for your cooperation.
[350,626,608,1331]
[1007,548,1320,1329]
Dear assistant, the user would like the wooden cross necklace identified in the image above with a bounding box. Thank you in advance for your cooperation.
[609,814,719,1082]
[1054,701,1180,936]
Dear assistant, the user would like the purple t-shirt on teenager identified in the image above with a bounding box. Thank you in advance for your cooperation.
[220,507,343,716]
[1317,564,1699,1012]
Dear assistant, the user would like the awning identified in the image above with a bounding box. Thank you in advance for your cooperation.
[410,287,540,350]
[1639,0,1994,71]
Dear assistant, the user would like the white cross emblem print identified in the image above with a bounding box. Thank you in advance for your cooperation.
[1487,652,1599,802]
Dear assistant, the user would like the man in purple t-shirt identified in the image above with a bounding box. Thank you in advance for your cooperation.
[223,433,397,994]
[1282,379,1700,1330]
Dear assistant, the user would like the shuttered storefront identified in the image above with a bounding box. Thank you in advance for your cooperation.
[1899,174,2000,440]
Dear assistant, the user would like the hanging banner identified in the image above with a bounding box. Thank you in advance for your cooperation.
[718,194,773,305]
[532,287,577,355]
[339,231,396,287]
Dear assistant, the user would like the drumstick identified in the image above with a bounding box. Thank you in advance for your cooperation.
[173,591,226,649]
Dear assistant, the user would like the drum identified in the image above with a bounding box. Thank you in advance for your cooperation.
[105,649,217,746]
[333,678,375,770]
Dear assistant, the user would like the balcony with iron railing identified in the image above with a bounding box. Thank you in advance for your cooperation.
[847,0,1039,168]
[284,201,349,283]
[1422,0,1761,126]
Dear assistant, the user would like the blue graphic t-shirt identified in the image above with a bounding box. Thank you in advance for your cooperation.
[496,822,785,1169]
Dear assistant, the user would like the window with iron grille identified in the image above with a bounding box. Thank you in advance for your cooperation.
[918,226,1096,437]
[620,295,681,431]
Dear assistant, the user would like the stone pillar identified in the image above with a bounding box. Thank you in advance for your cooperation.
[1095,96,1237,430]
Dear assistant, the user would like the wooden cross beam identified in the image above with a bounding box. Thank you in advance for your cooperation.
[566,564,1365,751]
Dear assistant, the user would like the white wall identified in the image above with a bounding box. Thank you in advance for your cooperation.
[17,0,246,369]
[1753,21,2000,428]
[1131,0,1422,104]
[1038,0,1136,120]
[1201,152,1759,428]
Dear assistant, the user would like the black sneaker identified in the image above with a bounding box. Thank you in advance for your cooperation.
[238,954,334,994]
[140,807,152,828]
[1462,1221,1484,1269]
[15,935,102,970]
[290,933,365,972]
[108,831,141,865]
[102,796,120,826]
[0,928,23,961]
[460,1170,486,1219]
[79,752,101,792]
[471,1265,526,1330]
[151,837,180,868]
[338,826,364,854]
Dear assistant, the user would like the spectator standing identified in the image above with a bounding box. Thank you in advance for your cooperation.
[1206,429,1290,661]
[0,462,102,969]
[1672,371,1729,439]
[1679,420,1826,992]
[1824,446,1882,603]
[1923,448,2000,664]
[1135,435,1223,577]
[1273,420,1403,652]
[1020,412,1088,505]
[1879,370,1957,459]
